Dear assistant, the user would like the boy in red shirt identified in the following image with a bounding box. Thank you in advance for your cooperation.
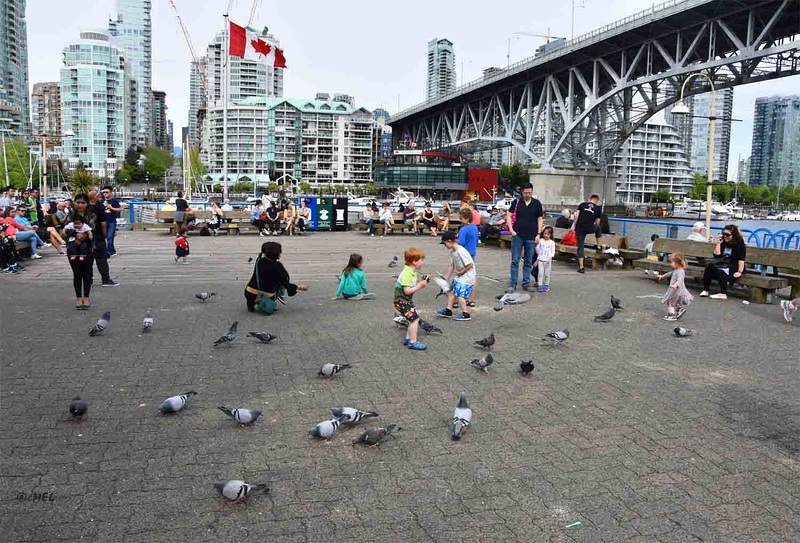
[175,228,190,264]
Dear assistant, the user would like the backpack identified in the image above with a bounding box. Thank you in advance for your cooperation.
[199,226,211,237]
[561,230,577,246]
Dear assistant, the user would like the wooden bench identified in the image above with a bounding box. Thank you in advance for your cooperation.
[353,212,462,234]
[632,238,790,304]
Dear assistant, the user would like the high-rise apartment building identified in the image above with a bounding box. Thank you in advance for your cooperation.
[736,156,750,184]
[187,56,205,147]
[426,38,455,101]
[0,0,30,138]
[109,0,152,147]
[167,120,174,154]
[60,30,135,176]
[152,90,168,150]
[750,95,800,187]
[31,82,60,145]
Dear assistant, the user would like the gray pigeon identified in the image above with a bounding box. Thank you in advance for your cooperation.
[332,406,379,425]
[307,418,340,439]
[318,363,350,378]
[494,291,531,310]
[594,307,616,322]
[475,333,495,350]
[519,359,535,375]
[248,332,277,343]
[218,406,262,427]
[419,318,443,334]
[388,256,398,268]
[543,329,570,346]
[470,353,494,374]
[142,309,153,333]
[352,425,402,447]
[89,311,111,336]
[213,480,269,503]
[393,315,409,327]
[213,322,239,347]
[610,295,623,310]
[494,298,505,312]
[431,274,451,299]
[69,396,87,418]
[160,390,197,413]
[195,291,216,302]
[674,326,693,337]
[452,392,472,441]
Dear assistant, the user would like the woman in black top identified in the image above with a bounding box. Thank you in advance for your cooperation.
[701,224,746,300]
[264,203,280,234]
[244,242,307,313]
[419,204,437,236]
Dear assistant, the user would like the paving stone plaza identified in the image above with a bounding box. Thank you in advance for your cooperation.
[2,231,799,542]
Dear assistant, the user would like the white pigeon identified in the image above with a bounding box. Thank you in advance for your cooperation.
[307,418,340,439]
[213,480,269,503]
[89,311,111,336]
[332,406,379,425]
[218,406,262,427]
[196,292,216,302]
[431,274,451,299]
[543,329,570,346]
[318,363,350,378]
[159,391,197,413]
[393,315,409,327]
[494,291,531,311]
[142,310,154,333]
[452,392,473,440]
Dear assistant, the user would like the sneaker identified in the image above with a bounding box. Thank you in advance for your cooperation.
[676,307,687,320]
[407,341,427,350]
[102,281,120,287]
[402,338,410,346]
[435,308,453,318]
[544,286,550,292]
[454,313,471,321]
[259,232,265,237]
[109,252,117,258]
[710,293,727,300]
[31,254,42,259]
[522,285,530,291]
[178,261,189,265]
[699,291,709,297]
[781,300,796,323]
[537,286,546,293]
[663,315,678,321]
[370,234,375,237]
[576,267,585,274]
[42,243,52,248]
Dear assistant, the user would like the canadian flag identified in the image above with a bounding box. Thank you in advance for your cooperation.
[228,21,287,68]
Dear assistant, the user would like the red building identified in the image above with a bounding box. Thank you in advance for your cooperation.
[463,166,498,203]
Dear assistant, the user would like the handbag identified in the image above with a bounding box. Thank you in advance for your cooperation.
[254,257,277,314]
[561,230,577,246]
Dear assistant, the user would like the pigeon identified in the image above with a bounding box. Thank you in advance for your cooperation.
[248,332,277,343]
[213,480,269,503]
[393,315,409,327]
[195,292,216,302]
[494,291,531,310]
[218,406,262,427]
[494,298,505,312]
[142,309,153,333]
[159,390,197,413]
[452,392,472,441]
[318,363,351,378]
[352,425,402,448]
[610,295,623,311]
[520,359,535,375]
[332,406,379,425]
[419,318,443,335]
[594,307,616,322]
[307,418,340,439]
[470,353,494,374]
[431,274,451,299]
[543,329,570,346]
[69,396,87,418]
[213,322,239,347]
[474,333,495,350]
[388,256,399,268]
[89,311,111,336]
[674,326,693,337]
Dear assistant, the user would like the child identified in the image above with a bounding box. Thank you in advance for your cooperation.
[657,252,693,321]
[245,241,308,314]
[436,230,475,322]
[334,253,375,300]
[64,215,93,262]
[393,247,429,350]
[644,234,662,274]
[536,226,556,292]
[175,228,189,264]
[781,298,798,323]
[457,207,479,307]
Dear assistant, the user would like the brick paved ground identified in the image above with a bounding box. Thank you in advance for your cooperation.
[2,230,799,542]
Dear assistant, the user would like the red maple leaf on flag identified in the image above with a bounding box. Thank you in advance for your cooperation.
[250,38,271,57]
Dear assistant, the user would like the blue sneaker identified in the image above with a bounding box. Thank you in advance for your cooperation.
[435,308,453,318]
[544,286,550,292]
[407,341,427,350]
[402,338,410,346]
[453,313,471,321]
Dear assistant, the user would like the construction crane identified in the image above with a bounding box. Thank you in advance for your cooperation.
[508,30,566,67]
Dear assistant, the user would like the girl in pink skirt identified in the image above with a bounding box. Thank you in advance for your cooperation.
[658,252,693,321]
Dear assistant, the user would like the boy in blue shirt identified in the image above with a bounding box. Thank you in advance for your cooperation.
[457,207,479,307]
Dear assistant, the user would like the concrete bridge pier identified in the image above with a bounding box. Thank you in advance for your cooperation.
[529,168,618,208]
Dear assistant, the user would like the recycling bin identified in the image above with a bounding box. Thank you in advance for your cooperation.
[332,197,348,231]
[301,198,317,230]
[315,198,333,231]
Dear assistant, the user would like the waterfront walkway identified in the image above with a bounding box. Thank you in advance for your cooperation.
[2,231,798,542]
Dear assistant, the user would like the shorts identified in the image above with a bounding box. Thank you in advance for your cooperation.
[452,281,474,299]
[176,247,189,257]
[404,219,415,225]
[420,219,436,228]
[174,211,186,223]
[394,299,419,322]
[576,227,603,259]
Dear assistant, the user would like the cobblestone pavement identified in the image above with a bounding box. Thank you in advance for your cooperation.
[2,230,799,542]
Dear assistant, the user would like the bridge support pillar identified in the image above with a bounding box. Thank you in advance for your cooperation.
[529,168,617,208]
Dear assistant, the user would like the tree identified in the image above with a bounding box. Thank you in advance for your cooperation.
[69,165,97,196]
[365,182,378,196]
[650,189,673,203]
[142,146,173,181]
[125,146,143,167]
[687,173,707,200]
[267,182,279,192]
[0,138,39,189]
[332,184,345,195]
[713,183,733,203]
[498,162,528,192]
[298,181,312,195]
[212,183,223,193]
[232,179,253,193]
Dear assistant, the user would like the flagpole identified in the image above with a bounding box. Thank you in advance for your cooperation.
[222,11,230,200]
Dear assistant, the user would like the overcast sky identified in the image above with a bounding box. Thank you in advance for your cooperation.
[26,0,796,179]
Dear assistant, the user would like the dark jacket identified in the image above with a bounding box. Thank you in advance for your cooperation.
[247,257,298,296]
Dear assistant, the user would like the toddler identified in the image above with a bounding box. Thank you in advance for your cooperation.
[334,253,374,300]
[657,252,693,321]
[535,226,555,292]
[64,215,93,262]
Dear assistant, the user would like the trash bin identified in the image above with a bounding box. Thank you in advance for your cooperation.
[668,225,679,239]
[302,197,317,230]
[332,197,348,231]
[315,198,333,231]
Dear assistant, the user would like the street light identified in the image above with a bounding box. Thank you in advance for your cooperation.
[671,73,716,236]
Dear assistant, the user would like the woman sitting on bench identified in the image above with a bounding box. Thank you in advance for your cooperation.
[701,224,746,301]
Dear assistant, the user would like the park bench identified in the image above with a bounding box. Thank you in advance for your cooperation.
[156,209,258,235]
[352,212,462,234]
[632,238,791,303]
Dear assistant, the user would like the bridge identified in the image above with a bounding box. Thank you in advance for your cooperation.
[389,0,800,169]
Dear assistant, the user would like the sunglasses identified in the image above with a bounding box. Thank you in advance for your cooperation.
[722,233,732,237]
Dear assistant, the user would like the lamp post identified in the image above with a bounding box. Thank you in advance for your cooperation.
[671,73,716,236]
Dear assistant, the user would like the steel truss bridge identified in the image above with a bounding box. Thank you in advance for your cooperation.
[389,0,800,169]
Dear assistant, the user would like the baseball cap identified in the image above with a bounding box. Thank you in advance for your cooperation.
[440,231,456,244]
